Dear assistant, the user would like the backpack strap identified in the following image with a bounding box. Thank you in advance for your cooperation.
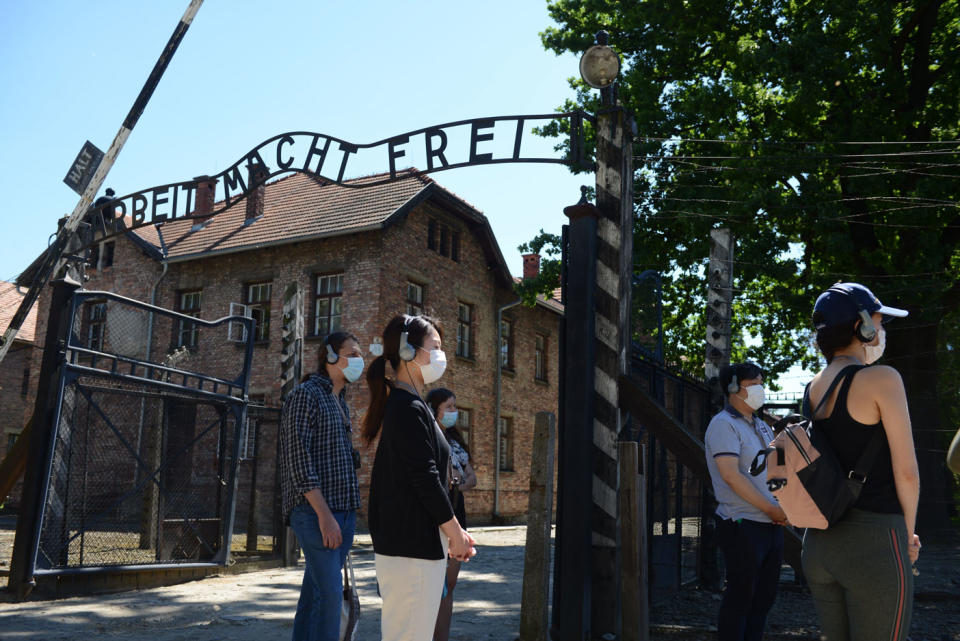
[803,364,863,420]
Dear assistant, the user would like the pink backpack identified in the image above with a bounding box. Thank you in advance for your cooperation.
[750,365,884,529]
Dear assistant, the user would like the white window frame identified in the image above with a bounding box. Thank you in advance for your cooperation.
[228,302,251,342]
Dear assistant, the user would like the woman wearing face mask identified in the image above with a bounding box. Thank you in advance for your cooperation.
[278,331,364,641]
[425,388,477,641]
[802,283,919,641]
[363,315,477,641]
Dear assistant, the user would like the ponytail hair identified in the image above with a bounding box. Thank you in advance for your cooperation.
[361,314,444,445]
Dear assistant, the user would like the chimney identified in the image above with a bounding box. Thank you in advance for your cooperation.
[245,163,268,221]
[522,253,541,280]
[191,175,218,219]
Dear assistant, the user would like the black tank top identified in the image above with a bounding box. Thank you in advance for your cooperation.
[812,365,902,514]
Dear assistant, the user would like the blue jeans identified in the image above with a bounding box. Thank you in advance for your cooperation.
[289,504,356,641]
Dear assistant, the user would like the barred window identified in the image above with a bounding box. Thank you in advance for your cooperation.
[456,408,472,453]
[456,303,473,358]
[177,290,202,348]
[245,282,272,342]
[314,273,344,337]
[406,281,424,316]
[500,318,514,370]
[535,334,548,382]
[498,416,513,471]
[87,301,107,351]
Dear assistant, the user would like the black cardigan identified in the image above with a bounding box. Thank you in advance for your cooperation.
[368,387,454,560]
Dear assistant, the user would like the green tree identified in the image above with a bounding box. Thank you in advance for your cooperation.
[536,0,960,528]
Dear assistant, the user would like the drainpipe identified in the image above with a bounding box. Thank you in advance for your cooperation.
[493,298,521,520]
[134,260,168,479]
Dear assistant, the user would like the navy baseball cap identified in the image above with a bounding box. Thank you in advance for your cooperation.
[812,282,908,330]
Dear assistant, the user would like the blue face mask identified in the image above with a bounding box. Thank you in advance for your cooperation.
[440,410,458,428]
[340,357,364,383]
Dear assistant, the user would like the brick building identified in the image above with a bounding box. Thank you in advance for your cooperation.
[0,281,38,506]
[8,169,561,523]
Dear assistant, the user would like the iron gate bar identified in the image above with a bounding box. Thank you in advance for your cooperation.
[18,288,256,584]
[48,380,233,563]
[67,290,254,388]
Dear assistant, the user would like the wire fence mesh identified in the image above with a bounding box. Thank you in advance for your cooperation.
[33,291,258,572]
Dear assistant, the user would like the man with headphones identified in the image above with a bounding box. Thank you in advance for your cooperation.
[278,331,364,641]
[704,361,787,641]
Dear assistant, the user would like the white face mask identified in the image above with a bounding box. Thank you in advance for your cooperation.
[864,327,886,364]
[418,348,447,384]
[743,384,765,411]
[340,357,364,383]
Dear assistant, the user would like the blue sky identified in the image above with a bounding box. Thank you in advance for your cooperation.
[0,0,585,283]
[0,1,811,394]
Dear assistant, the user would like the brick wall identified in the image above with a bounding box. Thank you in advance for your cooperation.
[5,193,561,525]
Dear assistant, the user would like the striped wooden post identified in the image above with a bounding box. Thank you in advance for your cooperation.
[278,281,304,565]
[591,106,635,633]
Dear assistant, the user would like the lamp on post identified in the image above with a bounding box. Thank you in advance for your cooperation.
[578,30,620,106]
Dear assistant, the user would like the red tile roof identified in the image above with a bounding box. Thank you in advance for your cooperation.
[512,276,564,314]
[0,280,37,343]
[132,170,434,261]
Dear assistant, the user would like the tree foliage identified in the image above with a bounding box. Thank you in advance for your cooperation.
[536,0,959,376]
[536,0,960,524]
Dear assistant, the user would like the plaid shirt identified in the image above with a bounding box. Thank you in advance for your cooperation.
[279,373,360,521]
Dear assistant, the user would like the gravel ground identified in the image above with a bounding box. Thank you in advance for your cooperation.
[1,518,958,640]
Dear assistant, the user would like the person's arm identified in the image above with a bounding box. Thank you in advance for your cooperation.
[871,366,921,561]
[394,404,456,521]
[283,389,341,549]
[947,427,960,475]
[441,517,477,561]
[304,488,341,549]
[460,460,477,491]
[714,456,788,524]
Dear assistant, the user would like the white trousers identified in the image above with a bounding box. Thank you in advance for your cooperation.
[375,529,448,641]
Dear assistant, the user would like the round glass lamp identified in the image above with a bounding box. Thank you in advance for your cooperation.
[579,44,620,89]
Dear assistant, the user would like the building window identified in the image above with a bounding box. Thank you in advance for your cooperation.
[406,281,424,316]
[535,334,548,382]
[87,301,107,351]
[164,400,196,479]
[498,416,513,471]
[456,303,473,358]
[6,432,19,455]
[20,367,30,397]
[427,218,459,262]
[246,282,272,342]
[427,219,437,251]
[103,241,115,267]
[456,408,472,453]
[314,273,344,337]
[88,243,100,270]
[87,240,116,271]
[177,290,202,348]
[500,318,514,370]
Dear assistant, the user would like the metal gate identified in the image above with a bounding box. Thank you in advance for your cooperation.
[22,289,254,577]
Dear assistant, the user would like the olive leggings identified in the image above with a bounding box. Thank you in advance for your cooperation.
[802,509,913,641]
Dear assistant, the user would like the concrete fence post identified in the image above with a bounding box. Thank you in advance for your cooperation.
[520,411,557,641]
